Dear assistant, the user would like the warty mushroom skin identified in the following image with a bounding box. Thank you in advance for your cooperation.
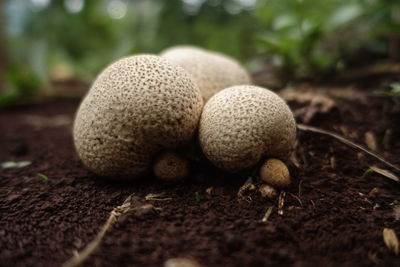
[161,46,251,101]
[199,85,296,173]
[73,55,203,179]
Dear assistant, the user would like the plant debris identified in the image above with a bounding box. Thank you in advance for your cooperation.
[237,176,256,203]
[364,131,378,151]
[62,194,161,267]
[1,161,31,169]
[369,166,400,183]
[383,228,399,255]
[297,124,400,173]
[280,89,336,123]
[261,206,274,223]
[277,191,286,216]
[145,192,172,201]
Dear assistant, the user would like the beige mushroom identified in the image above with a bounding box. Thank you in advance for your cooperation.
[260,158,291,189]
[73,55,203,179]
[199,85,296,173]
[259,183,278,199]
[161,45,251,101]
[153,151,189,181]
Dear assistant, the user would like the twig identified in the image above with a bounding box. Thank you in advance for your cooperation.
[278,191,286,216]
[145,192,172,201]
[298,180,303,199]
[297,124,400,173]
[288,192,303,206]
[261,206,274,223]
[62,194,159,267]
[237,176,256,203]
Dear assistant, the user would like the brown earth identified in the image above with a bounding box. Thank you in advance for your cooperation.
[0,80,400,267]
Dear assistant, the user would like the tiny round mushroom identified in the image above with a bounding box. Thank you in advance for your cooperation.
[161,45,251,101]
[153,151,189,181]
[73,55,203,179]
[260,158,291,189]
[199,85,296,173]
[259,183,278,199]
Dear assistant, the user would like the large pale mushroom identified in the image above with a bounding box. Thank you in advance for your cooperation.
[73,55,203,179]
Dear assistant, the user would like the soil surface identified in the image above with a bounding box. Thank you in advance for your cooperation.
[1,80,400,267]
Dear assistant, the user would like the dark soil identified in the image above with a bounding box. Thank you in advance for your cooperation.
[1,82,400,267]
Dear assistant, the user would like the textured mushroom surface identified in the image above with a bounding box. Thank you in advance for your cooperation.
[73,55,203,178]
[153,151,189,181]
[260,158,291,189]
[199,85,296,172]
[161,46,251,101]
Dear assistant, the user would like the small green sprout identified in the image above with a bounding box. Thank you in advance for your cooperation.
[362,168,374,178]
[37,173,49,181]
[194,191,202,203]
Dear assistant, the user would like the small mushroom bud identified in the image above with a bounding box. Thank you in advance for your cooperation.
[259,184,278,199]
[153,151,189,181]
[260,158,291,189]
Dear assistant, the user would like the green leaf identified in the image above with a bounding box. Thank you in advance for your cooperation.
[37,173,49,181]
[194,192,202,203]
[328,4,362,29]
[390,83,400,95]
[362,168,374,179]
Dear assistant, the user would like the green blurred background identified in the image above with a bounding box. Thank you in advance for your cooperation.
[1,0,400,106]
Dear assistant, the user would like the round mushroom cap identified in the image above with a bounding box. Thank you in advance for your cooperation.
[73,55,203,179]
[199,85,296,173]
[153,151,189,181]
[260,158,291,189]
[161,46,251,101]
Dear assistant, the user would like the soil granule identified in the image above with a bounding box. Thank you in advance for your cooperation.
[0,84,400,266]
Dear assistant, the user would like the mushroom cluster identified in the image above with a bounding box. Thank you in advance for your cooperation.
[73,55,203,179]
[73,46,296,186]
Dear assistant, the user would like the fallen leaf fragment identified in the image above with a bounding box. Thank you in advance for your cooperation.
[364,131,378,151]
[383,228,399,255]
[164,257,202,267]
[1,161,31,169]
[370,166,400,183]
[261,206,274,223]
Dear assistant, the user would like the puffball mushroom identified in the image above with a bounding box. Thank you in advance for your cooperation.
[73,55,203,179]
[259,184,278,199]
[199,85,296,173]
[260,158,291,189]
[161,46,251,101]
[153,151,189,181]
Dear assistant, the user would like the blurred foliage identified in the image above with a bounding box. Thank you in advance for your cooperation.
[0,63,41,107]
[1,0,400,106]
[376,83,400,104]
[256,0,400,77]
